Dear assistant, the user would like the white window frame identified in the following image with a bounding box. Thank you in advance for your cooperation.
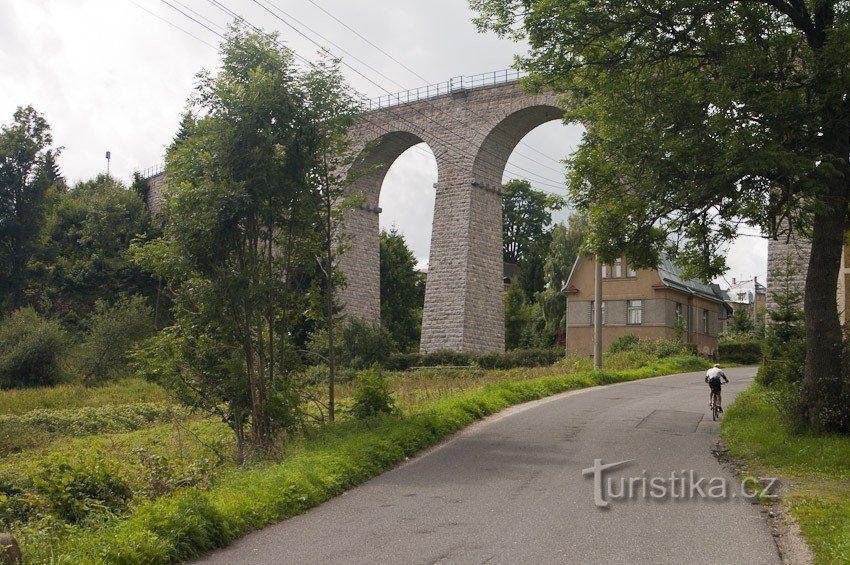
[627,300,643,325]
[627,264,637,277]
[702,309,709,333]
[613,258,622,278]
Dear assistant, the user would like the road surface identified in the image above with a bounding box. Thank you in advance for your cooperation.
[197,366,779,564]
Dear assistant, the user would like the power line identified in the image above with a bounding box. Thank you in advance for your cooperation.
[128,0,219,48]
[140,0,569,196]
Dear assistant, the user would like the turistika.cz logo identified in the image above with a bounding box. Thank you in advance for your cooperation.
[581,459,778,509]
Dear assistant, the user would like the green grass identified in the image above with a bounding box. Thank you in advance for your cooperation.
[18,354,709,564]
[723,385,850,564]
[0,378,170,416]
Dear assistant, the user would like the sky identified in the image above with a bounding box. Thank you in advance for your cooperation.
[1,0,766,287]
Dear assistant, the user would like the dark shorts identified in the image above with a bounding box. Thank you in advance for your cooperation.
[708,379,722,392]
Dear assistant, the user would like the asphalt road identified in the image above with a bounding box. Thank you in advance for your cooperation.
[196,366,779,565]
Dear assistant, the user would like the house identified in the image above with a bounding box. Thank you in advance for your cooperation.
[564,256,731,358]
[723,277,766,322]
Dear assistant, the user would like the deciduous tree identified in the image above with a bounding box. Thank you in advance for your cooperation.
[473,0,850,430]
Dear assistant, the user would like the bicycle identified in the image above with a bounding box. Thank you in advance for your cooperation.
[709,390,722,421]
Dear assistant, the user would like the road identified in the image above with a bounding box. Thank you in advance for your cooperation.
[196,366,779,564]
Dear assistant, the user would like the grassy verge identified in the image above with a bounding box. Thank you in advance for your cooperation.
[722,385,850,564]
[19,354,708,563]
[0,378,170,416]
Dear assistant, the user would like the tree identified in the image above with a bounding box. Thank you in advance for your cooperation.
[728,307,756,335]
[301,57,359,423]
[0,106,59,312]
[133,26,343,455]
[473,0,850,431]
[504,281,530,350]
[537,215,587,339]
[502,179,564,297]
[33,174,156,324]
[380,228,423,351]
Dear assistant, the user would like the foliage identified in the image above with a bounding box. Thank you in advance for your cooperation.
[0,106,59,312]
[78,295,154,382]
[386,347,565,371]
[32,174,156,325]
[0,403,187,455]
[502,179,564,297]
[132,26,359,455]
[350,366,395,420]
[32,454,132,523]
[23,354,707,563]
[606,334,693,358]
[472,0,850,431]
[757,257,806,389]
[504,282,529,350]
[0,308,67,389]
[536,215,588,336]
[727,307,755,334]
[379,228,423,352]
[718,341,763,365]
[309,317,396,370]
[0,378,167,416]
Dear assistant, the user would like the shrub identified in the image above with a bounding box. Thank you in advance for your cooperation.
[32,455,132,523]
[0,308,67,389]
[383,352,421,371]
[79,295,154,382]
[351,366,395,420]
[308,318,396,370]
[419,350,473,367]
[719,340,762,364]
[606,335,690,358]
[608,334,641,354]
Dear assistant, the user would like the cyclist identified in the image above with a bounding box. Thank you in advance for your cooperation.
[705,364,729,412]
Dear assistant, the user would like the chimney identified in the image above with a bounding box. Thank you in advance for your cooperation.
[753,276,758,284]
[732,277,736,285]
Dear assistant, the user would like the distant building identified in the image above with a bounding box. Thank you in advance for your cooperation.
[564,256,731,358]
[723,277,766,322]
[503,262,520,291]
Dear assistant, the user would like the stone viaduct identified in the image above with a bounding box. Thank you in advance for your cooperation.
[144,72,565,355]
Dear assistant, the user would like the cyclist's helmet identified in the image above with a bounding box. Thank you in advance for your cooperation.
[714,364,721,368]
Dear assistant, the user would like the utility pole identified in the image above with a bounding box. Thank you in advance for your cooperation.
[593,255,602,369]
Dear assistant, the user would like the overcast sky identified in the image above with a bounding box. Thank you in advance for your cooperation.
[1,0,766,287]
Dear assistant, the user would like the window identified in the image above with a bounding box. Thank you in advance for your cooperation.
[702,309,709,333]
[590,301,607,325]
[627,264,637,277]
[675,303,686,329]
[737,292,746,301]
[613,258,622,278]
[602,264,609,278]
[627,300,643,324]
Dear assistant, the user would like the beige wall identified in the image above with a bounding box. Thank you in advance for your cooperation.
[565,256,725,358]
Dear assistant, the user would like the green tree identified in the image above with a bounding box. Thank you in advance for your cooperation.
[504,282,530,350]
[728,307,756,335]
[473,0,850,431]
[380,228,423,352]
[301,57,359,422]
[502,179,564,297]
[133,26,355,456]
[0,106,59,312]
[537,215,587,340]
[33,174,155,324]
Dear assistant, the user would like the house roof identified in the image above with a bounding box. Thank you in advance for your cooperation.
[656,257,730,307]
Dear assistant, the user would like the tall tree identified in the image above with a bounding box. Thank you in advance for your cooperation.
[0,106,59,312]
[538,215,587,339]
[33,174,155,323]
[380,228,423,352]
[133,26,346,455]
[502,179,564,297]
[474,0,850,431]
[301,57,359,422]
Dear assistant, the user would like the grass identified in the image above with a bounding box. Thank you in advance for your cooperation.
[722,385,850,564]
[0,378,170,416]
[12,354,709,563]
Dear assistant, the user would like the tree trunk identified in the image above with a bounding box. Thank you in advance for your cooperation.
[802,123,850,430]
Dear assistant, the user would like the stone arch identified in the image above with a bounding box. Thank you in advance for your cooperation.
[337,129,437,323]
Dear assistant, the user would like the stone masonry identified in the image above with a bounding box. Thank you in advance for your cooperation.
[765,221,811,313]
[339,82,562,354]
[144,81,565,354]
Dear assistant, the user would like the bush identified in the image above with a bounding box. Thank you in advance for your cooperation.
[606,335,691,358]
[719,340,762,364]
[383,352,421,371]
[419,350,473,367]
[350,366,395,420]
[308,318,396,370]
[0,308,67,389]
[32,455,132,523]
[79,295,154,382]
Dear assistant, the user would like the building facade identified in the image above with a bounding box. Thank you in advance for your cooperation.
[724,277,767,322]
[565,256,731,358]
